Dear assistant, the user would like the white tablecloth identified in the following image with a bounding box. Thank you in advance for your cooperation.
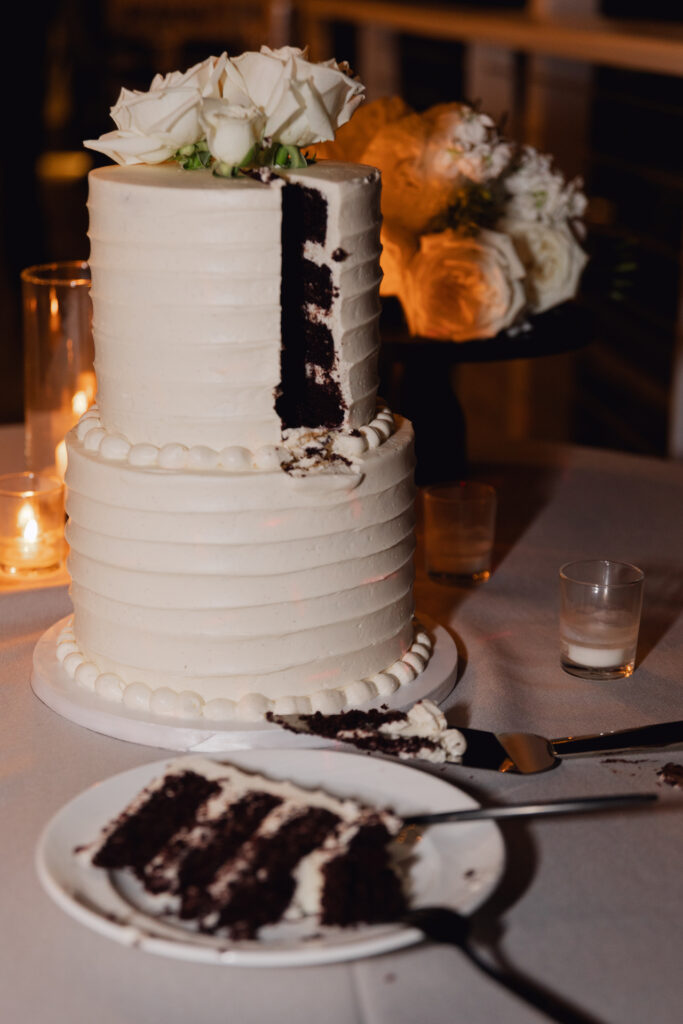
[2,425,682,1024]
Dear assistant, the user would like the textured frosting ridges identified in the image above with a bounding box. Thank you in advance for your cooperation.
[64,417,425,719]
[87,162,382,451]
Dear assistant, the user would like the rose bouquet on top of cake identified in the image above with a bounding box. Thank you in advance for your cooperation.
[84,46,364,174]
[312,97,588,341]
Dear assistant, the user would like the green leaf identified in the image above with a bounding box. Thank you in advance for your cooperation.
[213,161,237,178]
[272,144,308,168]
[173,140,213,171]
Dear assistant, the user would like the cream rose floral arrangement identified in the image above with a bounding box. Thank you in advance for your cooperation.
[314,97,589,341]
[85,46,364,174]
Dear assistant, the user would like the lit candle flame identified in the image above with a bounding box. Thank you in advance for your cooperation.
[18,502,39,545]
[72,390,88,415]
[72,370,97,416]
[55,440,68,481]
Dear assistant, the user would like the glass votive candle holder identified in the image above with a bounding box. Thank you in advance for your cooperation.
[0,473,65,578]
[423,482,497,585]
[559,559,644,680]
[21,260,94,477]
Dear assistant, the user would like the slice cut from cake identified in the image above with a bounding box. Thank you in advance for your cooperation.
[267,699,467,764]
[78,756,409,940]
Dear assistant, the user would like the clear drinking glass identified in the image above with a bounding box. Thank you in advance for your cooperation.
[559,560,644,680]
[0,472,65,577]
[423,482,497,584]
[21,261,95,476]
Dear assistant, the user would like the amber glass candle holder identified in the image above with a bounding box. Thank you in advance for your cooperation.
[0,473,65,578]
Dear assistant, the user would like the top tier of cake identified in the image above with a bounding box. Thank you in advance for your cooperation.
[88,161,383,451]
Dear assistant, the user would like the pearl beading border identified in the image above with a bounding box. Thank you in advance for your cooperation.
[72,406,397,472]
[55,619,434,722]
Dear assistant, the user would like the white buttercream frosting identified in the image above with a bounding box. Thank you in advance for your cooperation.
[56,616,433,722]
[72,403,396,471]
[64,155,427,718]
[374,700,467,763]
[88,161,382,451]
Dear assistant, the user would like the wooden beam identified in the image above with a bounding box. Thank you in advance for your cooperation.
[296,2,683,77]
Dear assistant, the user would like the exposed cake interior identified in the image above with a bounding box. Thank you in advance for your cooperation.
[277,182,345,430]
[268,699,467,764]
[80,756,410,940]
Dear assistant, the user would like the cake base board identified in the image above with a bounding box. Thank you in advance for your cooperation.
[31,616,458,752]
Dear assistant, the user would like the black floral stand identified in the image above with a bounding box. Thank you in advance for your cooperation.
[378,300,594,484]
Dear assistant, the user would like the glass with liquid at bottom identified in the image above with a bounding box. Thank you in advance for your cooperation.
[559,560,644,680]
[423,482,497,585]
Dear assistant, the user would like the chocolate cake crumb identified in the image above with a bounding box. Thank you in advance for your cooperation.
[242,167,277,184]
[331,248,348,262]
[601,758,655,764]
[657,762,683,787]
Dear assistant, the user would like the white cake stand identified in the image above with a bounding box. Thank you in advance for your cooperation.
[31,615,458,752]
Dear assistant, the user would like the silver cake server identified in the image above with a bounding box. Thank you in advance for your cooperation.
[268,714,683,774]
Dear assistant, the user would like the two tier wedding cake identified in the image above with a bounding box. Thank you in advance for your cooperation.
[54,47,434,722]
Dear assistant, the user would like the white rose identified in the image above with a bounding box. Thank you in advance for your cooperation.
[84,84,203,165]
[200,100,265,165]
[402,228,526,340]
[229,45,364,147]
[502,219,588,313]
[150,53,227,98]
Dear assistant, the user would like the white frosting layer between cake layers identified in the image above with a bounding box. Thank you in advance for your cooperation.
[64,416,425,720]
[88,162,382,451]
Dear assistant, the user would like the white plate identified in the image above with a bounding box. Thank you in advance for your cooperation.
[36,749,504,968]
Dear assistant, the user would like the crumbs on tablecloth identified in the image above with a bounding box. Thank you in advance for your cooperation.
[657,763,683,788]
[601,758,655,764]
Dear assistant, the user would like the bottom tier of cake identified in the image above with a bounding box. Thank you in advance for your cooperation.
[63,414,431,720]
